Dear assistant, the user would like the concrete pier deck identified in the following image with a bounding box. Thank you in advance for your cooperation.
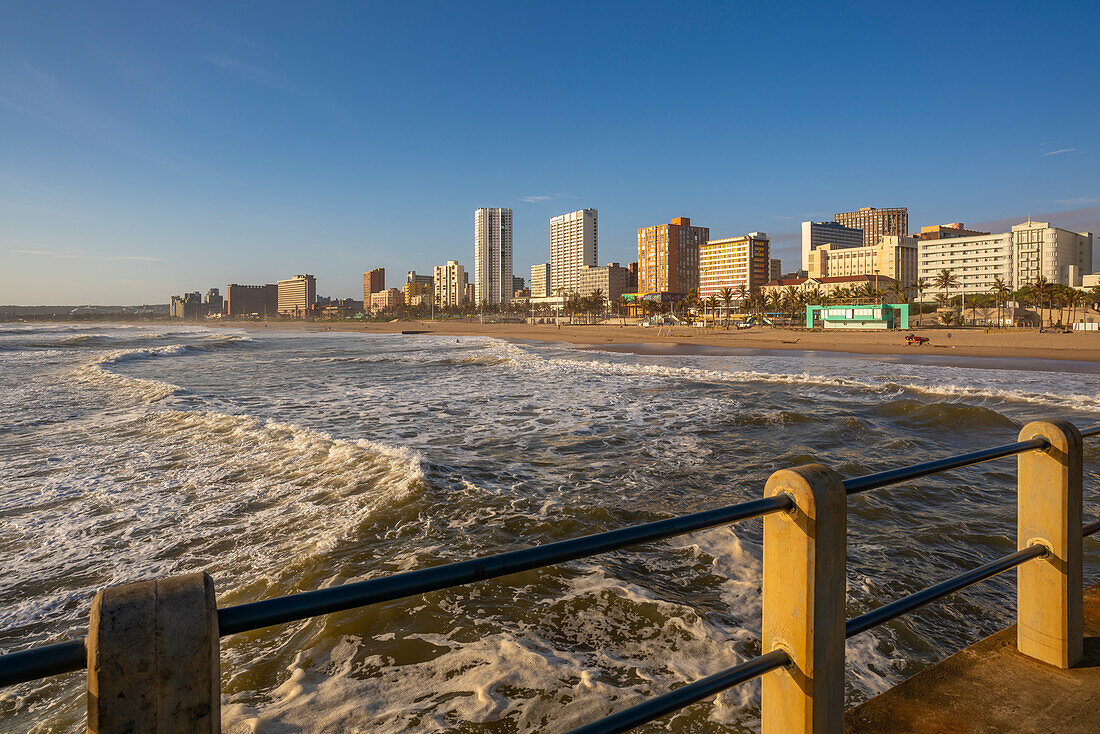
[846,581,1100,733]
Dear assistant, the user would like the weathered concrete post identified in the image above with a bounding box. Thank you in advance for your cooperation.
[87,572,220,733]
[762,464,846,734]
[1017,419,1083,668]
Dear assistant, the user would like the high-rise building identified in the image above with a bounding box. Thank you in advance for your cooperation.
[363,268,385,304]
[1011,220,1093,290]
[699,233,771,300]
[627,262,639,291]
[917,233,1013,299]
[404,271,433,304]
[769,259,782,282]
[434,260,466,307]
[914,223,990,240]
[808,235,918,289]
[204,288,223,314]
[170,292,203,319]
[834,207,908,247]
[637,217,708,296]
[513,276,525,295]
[549,208,598,296]
[474,207,513,304]
[277,274,316,316]
[530,263,551,298]
[227,284,278,317]
[801,221,864,270]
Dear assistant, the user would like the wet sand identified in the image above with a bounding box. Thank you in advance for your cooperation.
[227,319,1100,366]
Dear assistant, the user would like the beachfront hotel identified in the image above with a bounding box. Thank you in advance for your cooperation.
[277,274,316,316]
[800,220,863,270]
[698,232,771,300]
[549,209,598,297]
[637,217,709,297]
[834,206,909,247]
[434,260,467,307]
[917,232,1013,299]
[808,234,918,287]
[474,207,513,305]
[916,220,1092,298]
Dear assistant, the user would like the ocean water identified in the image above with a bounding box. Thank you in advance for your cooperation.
[1,322,1098,733]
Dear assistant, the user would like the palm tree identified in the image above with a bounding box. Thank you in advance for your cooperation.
[719,287,734,329]
[990,277,1010,329]
[1031,276,1051,328]
[907,278,928,326]
[932,269,958,316]
[706,294,719,327]
[1065,289,1082,328]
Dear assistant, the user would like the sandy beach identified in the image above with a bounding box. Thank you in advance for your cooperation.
[225,319,1100,365]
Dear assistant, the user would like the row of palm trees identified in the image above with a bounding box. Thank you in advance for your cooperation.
[340,271,1100,329]
[909,270,1100,327]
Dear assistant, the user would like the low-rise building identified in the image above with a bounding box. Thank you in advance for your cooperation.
[369,288,402,313]
[760,274,901,298]
[530,262,551,298]
[913,222,990,240]
[577,263,632,304]
[808,234,918,288]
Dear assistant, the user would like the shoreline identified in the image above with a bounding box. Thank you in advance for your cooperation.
[223,319,1100,367]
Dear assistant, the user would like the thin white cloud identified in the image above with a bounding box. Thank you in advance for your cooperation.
[208,55,294,90]
[1042,148,1079,156]
[1054,196,1100,207]
[12,249,82,259]
[10,249,163,263]
[519,193,579,204]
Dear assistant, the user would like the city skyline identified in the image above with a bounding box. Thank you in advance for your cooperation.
[2,2,1100,304]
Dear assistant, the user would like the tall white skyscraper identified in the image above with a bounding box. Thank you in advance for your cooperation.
[549,208,598,296]
[474,207,513,305]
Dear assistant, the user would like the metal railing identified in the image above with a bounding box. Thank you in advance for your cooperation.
[2,420,1098,734]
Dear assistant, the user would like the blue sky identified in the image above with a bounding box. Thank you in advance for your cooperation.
[2,1,1099,304]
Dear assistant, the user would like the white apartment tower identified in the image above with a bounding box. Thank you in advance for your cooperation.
[474,208,513,305]
[434,260,466,307]
[1011,220,1093,290]
[549,209,598,296]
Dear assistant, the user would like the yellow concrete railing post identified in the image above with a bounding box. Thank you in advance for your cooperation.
[762,464,846,734]
[87,572,220,733]
[1017,419,1083,668]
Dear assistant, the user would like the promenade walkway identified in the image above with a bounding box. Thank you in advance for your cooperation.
[847,581,1100,733]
